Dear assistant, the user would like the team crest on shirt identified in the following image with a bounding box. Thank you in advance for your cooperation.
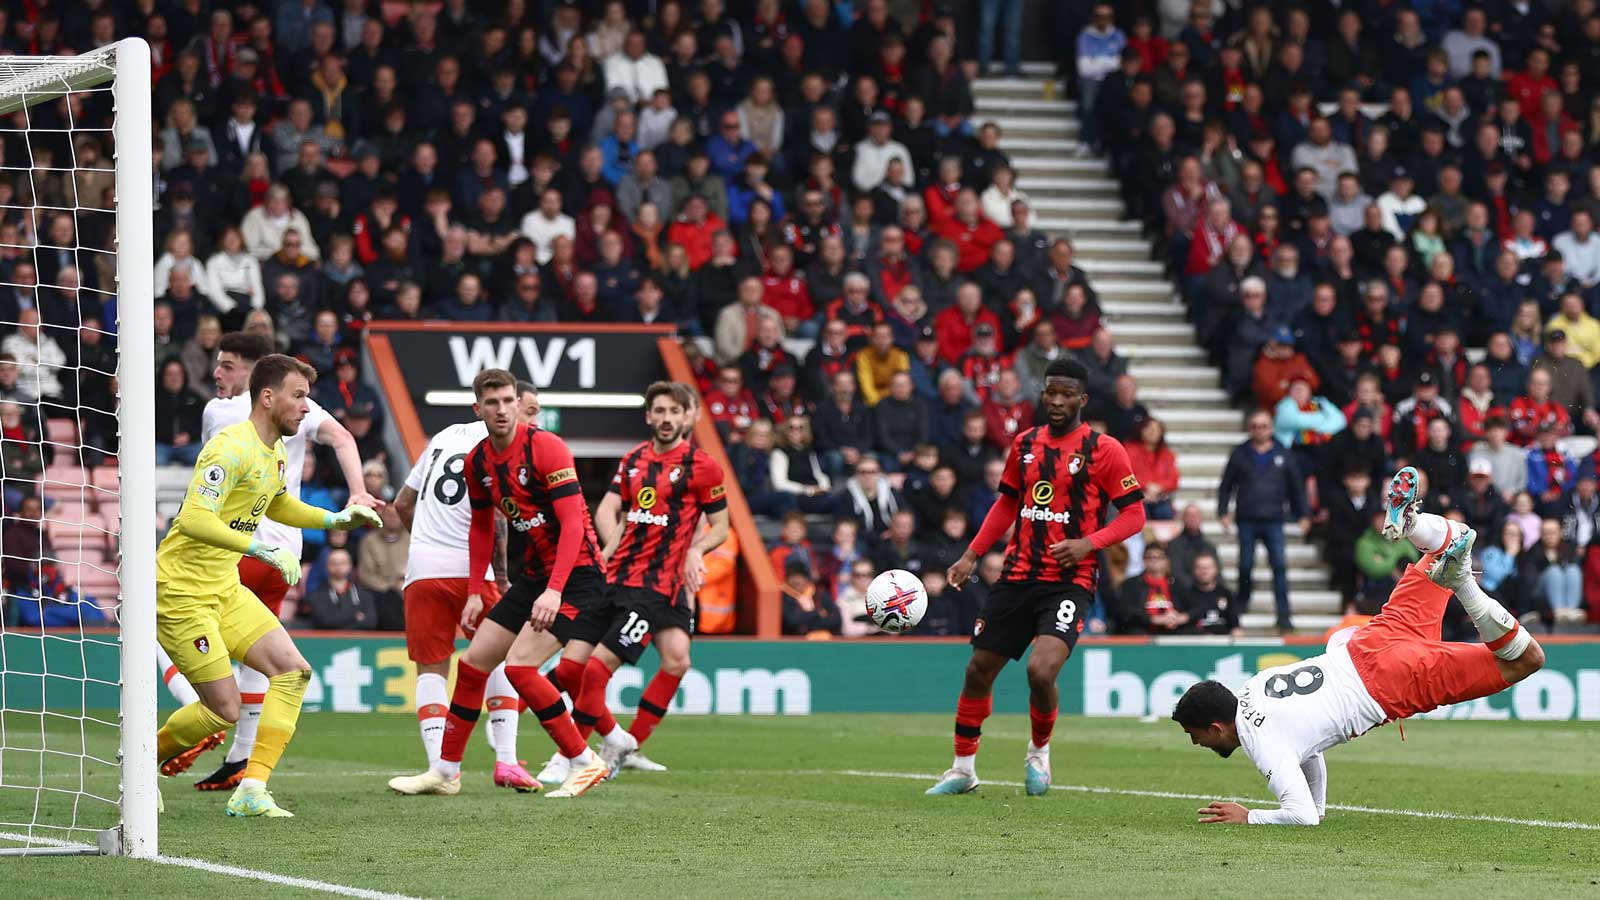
[669,466,682,483]
[973,619,985,637]
[193,636,210,655]
[627,467,638,478]
[1067,453,1086,475]
[1022,453,1035,464]
[277,460,285,481]
[517,466,529,486]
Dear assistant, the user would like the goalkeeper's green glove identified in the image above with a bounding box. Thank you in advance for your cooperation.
[324,504,382,531]
[246,540,302,587]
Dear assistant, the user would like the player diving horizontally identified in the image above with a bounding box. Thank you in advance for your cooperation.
[155,354,381,817]
[1171,467,1545,825]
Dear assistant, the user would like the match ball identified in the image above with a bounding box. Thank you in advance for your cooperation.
[865,569,928,633]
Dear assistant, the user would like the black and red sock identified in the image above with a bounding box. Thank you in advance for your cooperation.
[628,670,683,745]
[575,656,619,738]
[504,665,588,759]
[1029,702,1057,748]
[953,694,991,757]
[439,661,488,764]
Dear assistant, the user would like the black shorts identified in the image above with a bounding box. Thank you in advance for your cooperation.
[599,584,695,665]
[971,581,1090,661]
[486,565,609,643]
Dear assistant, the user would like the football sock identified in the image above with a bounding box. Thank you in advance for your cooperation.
[157,646,199,706]
[1028,702,1056,750]
[415,672,449,766]
[551,656,586,699]
[629,670,683,745]
[241,669,310,785]
[156,700,232,762]
[1407,512,1450,554]
[574,656,618,739]
[504,665,589,759]
[1454,576,1533,661]
[224,664,269,764]
[435,660,489,778]
[485,664,521,765]
[952,693,992,768]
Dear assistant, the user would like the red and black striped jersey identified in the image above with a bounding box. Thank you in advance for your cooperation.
[606,440,727,598]
[464,423,601,584]
[998,423,1142,589]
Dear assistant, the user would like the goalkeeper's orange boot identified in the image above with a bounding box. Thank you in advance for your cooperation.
[194,757,247,791]
[160,730,226,777]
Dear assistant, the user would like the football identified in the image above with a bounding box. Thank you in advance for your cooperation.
[865,569,929,633]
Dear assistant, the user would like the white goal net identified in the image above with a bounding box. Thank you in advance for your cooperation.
[0,39,155,858]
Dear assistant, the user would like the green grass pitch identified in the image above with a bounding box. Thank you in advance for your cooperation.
[4,712,1599,898]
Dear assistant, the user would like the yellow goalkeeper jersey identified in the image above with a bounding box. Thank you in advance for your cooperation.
[156,420,288,599]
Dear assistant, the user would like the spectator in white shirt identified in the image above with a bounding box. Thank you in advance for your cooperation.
[1441,8,1500,79]
[0,308,66,402]
[1377,171,1428,241]
[241,184,321,261]
[851,111,913,193]
[1553,209,1600,289]
[980,165,1029,228]
[1290,118,1358,200]
[205,225,267,312]
[602,30,669,105]
[520,188,576,264]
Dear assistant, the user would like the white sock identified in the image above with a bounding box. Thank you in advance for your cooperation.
[433,759,461,779]
[239,777,265,790]
[158,646,200,706]
[1028,741,1049,755]
[601,724,628,746]
[224,664,269,764]
[953,753,976,773]
[1455,577,1533,660]
[415,672,449,766]
[486,663,521,765]
[569,747,597,765]
[1408,512,1450,554]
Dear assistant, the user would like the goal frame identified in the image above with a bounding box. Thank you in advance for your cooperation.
[0,37,156,859]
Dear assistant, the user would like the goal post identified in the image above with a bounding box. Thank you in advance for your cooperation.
[0,37,155,858]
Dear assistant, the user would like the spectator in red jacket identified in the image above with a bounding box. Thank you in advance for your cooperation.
[934,281,1002,364]
[1185,196,1243,277]
[958,323,1007,403]
[704,364,760,444]
[1250,326,1320,408]
[1049,282,1101,349]
[667,195,724,270]
[760,243,815,336]
[932,189,1004,272]
[1126,416,1180,520]
[1508,366,1572,445]
[923,156,963,228]
[980,368,1033,449]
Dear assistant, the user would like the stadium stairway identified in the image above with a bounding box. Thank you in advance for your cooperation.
[978,65,1341,633]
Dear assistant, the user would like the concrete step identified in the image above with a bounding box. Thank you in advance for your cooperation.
[1215,542,1324,565]
[973,78,1070,101]
[1001,136,1083,154]
[1035,217,1141,237]
[1096,280,1176,305]
[1147,408,1240,429]
[1028,195,1122,216]
[1101,297,1184,317]
[1023,178,1121,199]
[1076,257,1162,277]
[1071,237,1151,260]
[1158,430,1242,454]
[1138,387,1232,407]
[1243,567,1332,588]
[1118,343,1205,362]
[1202,520,1310,539]
[1101,321,1199,347]
[1240,612,1341,632]
[974,95,1077,114]
[1128,370,1223,392]
[987,115,1078,136]
[1011,156,1110,177]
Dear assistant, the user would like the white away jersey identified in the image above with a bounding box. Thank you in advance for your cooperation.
[1234,629,1386,825]
[403,421,494,586]
[201,392,333,556]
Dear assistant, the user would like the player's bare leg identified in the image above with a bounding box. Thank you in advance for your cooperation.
[1427,527,1546,682]
[389,619,519,795]
[194,664,268,790]
[154,645,226,777]
[927,649,1007,795]
[227,628,313,817]
[158,673,239,778]
[1022,635,1071,797]
[503,626,608,798]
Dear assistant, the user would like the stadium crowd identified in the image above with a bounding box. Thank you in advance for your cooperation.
[0,1,1596,637]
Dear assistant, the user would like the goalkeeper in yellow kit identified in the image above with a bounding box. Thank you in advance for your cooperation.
[155,354,380,818]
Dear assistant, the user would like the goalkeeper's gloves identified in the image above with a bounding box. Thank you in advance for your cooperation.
[324,504,382,531]
[246,540,302,587]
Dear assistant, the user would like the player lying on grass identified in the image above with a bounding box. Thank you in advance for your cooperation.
[391,380,542,791]
[387,368,609,799]
[1171,467,1545,825]
[155,354,381,818]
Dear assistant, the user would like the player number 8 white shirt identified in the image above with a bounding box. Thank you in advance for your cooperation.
[403,421,495,587]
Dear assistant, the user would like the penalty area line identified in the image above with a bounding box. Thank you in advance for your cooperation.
[834,770,1600,831]
[0,830,430,900]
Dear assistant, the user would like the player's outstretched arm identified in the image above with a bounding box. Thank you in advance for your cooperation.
[952,490,1018,588]
[266,491,380,531]
[316,415,383,508]
[1211,748,1320,826]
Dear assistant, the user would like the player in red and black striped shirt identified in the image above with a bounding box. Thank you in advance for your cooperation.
[928,358,1146,797]
[388,369,608,799]
[563,382,730,778]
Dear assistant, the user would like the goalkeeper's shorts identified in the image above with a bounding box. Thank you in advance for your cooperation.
[157,583,282,686]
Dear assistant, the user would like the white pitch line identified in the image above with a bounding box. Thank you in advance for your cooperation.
[836,770,1600,831]
[0,831,430,900]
